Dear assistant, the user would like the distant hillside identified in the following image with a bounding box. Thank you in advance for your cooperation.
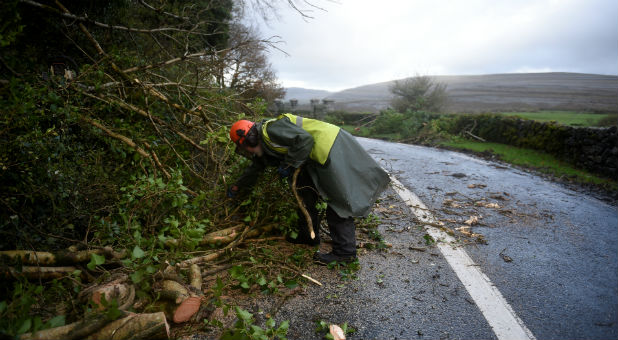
[323,72,618,113]
[283,87,333,103]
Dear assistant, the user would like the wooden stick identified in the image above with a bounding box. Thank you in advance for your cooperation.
[301,274,322,286]
[292,167,315,239]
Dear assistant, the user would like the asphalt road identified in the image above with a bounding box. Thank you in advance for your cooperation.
[232,138,617,340]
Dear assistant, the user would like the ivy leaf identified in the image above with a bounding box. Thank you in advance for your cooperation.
[235,307,253,321]
[130,270,144,284]
[87,253,105,270]
[132,245,145,259]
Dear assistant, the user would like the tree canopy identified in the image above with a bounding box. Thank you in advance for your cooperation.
[389,74,448,113]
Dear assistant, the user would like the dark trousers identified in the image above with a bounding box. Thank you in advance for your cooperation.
[294,168,357,257]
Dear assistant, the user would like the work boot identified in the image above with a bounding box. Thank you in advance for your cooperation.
[313,251,357,266]
[286,233,320,246]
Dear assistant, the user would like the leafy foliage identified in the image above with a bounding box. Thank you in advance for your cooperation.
[370,109,441,139]
[220,306,289,340]
[0,0,293,334]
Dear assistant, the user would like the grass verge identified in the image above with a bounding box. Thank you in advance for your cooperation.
[498,110,618,127]
[440,138,618,191]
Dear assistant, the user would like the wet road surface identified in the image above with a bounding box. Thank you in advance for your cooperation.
[236,138,617,340]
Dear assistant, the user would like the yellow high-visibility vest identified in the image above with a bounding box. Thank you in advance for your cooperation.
[262,113,340,165]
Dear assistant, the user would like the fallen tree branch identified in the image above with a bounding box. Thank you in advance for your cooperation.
[3,266,79,280]
[81,116,150,158]
[164,224,244,247]
[0,247,125,266]
[465,130,486,142]
[137,0,189,21]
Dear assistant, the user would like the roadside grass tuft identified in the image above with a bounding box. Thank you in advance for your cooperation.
[440,138,618,191]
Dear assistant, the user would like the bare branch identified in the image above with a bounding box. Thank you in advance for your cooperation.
[81,117,150,158]
[138,0,190,21]
[21,0,219,36]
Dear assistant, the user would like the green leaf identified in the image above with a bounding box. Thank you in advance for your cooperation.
[265,318,275,329]
[130,270,144,283]
[278,320,290,332]
[132,245,145,259]
[0,301,7,313]
[87,253,105,270]
[257,276,267,286]
[284,280,298,289]
[235,307,253,321]
[250,324,264,335]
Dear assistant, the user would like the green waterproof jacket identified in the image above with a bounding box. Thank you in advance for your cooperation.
[234,114,390,218]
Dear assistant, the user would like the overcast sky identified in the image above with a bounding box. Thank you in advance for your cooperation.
[253,0,618,92]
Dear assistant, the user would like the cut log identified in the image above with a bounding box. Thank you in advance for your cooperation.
[85,312,170,340]
[20,311,125,340]
[0,247,125,266]
[173,296,201,323]
[189,264,202,291]
[157,280,189,304]
[91,282,135,311]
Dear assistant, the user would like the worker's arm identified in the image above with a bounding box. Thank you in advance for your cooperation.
[265,117,314,168]
[233,158,266,191]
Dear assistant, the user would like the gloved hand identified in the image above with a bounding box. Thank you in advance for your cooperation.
[277,166,294,179]
[226,185,239,198]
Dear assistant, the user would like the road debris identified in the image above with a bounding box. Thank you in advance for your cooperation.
[464,216,480,226]
[329,324,346,340]
[467,183,487,189]
[499,249,513,262]
[443,199,462,208]
[475,201,501,209]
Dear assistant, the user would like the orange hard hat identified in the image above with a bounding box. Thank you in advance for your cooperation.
[230,120,255,145]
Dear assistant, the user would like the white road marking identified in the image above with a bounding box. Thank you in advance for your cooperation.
[389,175,536,340]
